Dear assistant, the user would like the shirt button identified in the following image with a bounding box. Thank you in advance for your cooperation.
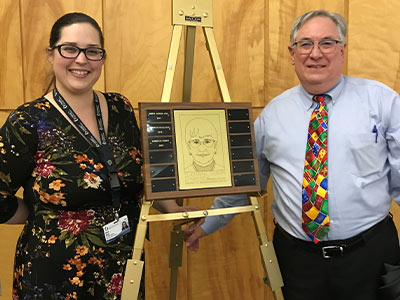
[107,160,113,166]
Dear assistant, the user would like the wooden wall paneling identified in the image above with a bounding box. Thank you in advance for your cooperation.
[347,1,400,91]
[104,0,264,106]
[103,0,180,104]
[263,0,270,111]
[267,0,298,102]
[0,0,24,110]
[186,198,265,300]
[266,0,348,102]
[189,0,265,105]
[20,0,104,102]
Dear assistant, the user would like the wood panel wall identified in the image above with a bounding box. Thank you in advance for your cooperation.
[1,0,400,299]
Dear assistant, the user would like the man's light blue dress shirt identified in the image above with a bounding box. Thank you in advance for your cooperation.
[202,75,400,241]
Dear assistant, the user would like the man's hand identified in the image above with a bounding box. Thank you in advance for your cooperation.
[184,219,206,251]
[152,200,207,251]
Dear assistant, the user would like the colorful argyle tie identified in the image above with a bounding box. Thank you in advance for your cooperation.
[302,94,329,244]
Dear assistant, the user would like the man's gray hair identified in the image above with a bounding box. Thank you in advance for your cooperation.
[289,10,347,46]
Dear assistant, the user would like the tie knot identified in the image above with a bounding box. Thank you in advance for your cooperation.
[313,94,327,105]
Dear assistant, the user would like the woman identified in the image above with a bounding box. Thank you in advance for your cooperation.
[0,12,190,299]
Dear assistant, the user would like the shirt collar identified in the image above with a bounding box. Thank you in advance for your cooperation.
[299,75,345,111]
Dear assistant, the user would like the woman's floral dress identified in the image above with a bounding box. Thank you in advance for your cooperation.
[0,93,144,300]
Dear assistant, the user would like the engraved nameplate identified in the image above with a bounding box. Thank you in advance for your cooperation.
[147,124,172,136]
[147,110,172,122]
[148,137,173,150]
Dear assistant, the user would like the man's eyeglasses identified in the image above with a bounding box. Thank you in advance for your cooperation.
[292,39,343,55]
[52,44,106,61]
[188,138,215,148]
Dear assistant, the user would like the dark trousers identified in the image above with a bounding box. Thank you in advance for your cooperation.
[273,217,400,300]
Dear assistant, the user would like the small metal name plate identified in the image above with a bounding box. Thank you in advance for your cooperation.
[234,174,256,186]
[148,137,173,150]
[227,109,250,120]
[149,151,174,164]
[147,124,172,136]
[232,161,254,174]
[231,147,254,160]
[229,121,250,133]
[147,110,171,122]
[151,178,177,192]
[150,165,175,178]
[230,134,252,147]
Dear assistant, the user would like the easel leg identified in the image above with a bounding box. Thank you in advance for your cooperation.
[121,200,152,300]
[161,25,184,103]
[203,27,231,103]
[249,196,284,300]
[169,223,184,300]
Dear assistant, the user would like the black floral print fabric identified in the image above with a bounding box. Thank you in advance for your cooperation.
[0,93,144,300]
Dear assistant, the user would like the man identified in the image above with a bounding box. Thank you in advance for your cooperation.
[184,10,400,300]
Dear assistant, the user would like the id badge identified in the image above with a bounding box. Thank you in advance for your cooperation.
[103,215,130,243]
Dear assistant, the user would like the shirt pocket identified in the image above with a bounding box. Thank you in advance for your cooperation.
[347,133,382,177]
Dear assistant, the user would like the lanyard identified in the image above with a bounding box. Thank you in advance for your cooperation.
[52,88,121,219]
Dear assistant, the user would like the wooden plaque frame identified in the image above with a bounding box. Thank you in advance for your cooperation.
[139,102,260,200]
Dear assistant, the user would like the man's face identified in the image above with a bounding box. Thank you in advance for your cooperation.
[187,133,216,167]
[288,16,345,94]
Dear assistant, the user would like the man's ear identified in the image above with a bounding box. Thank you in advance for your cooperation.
[288,46,295,65]
[340,43,346,57]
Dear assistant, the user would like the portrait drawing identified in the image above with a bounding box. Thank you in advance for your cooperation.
[174,109,232,190]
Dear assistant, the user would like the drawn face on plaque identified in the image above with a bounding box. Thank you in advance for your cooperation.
[185,119,218,169]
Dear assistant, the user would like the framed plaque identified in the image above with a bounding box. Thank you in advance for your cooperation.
[139,102,260,200]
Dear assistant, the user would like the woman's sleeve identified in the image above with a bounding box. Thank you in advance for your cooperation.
[0,107,37,222]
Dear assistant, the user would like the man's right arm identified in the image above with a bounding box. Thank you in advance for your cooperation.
[184,110,271,250]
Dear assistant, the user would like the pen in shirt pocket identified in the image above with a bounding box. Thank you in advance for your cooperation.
[372,125,378,143]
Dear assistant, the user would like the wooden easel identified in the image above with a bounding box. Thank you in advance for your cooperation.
[121,1,284,299]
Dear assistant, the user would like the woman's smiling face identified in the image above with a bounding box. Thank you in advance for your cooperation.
[49,22,104,96]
